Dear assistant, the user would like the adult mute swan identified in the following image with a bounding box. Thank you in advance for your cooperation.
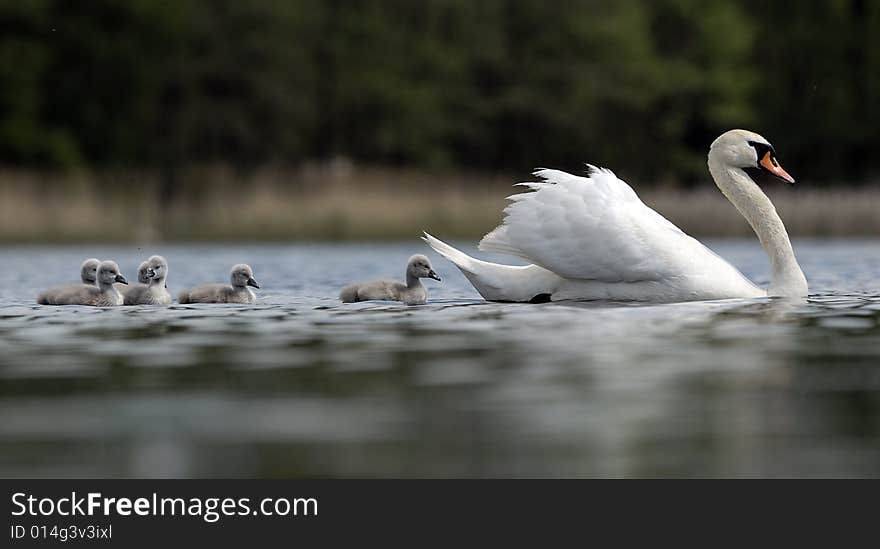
[423,129,808,303]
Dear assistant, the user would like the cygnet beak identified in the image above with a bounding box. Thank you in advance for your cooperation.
[115,274,128,285]
[247,277,260,289]
[428,270,441,281]
[146,268,156,279]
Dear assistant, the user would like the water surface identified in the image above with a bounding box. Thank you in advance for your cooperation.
[1,239,879,477]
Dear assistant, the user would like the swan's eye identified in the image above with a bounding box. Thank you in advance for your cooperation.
[747,140,777,163]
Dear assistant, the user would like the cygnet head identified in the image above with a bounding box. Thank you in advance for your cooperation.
[81,258,100,285]
[709,129,794,184]
[136,261,151,284]
[97,260,127,288]
[147,255,168,285]
[230,264,259,289]
[408,254,440,281]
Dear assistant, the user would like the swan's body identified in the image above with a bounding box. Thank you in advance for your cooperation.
[424,130,807,303]
[38,260,128,306]
[124,256,172,305]
[340,255,441,305]
[178,264,259,304]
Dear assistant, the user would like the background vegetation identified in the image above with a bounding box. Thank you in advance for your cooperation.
[1,0,878,240]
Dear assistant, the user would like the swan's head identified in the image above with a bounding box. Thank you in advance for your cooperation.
[231,264,260,289]
[408,254,441,281]
[710,129,794,184]
[147,255,168,284]
[136,261,152,284]
[98,260,127,287]
[81,258,100,285]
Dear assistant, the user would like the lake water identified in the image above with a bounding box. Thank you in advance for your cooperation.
[1,239,879,478]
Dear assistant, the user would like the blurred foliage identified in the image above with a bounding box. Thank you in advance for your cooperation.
[0,0,878,183]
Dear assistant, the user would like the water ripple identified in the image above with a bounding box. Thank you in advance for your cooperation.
[1,240,879,477]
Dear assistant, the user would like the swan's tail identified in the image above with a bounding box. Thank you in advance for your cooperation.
[421,232,560,302]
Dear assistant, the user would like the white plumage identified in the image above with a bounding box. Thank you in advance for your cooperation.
[425,130,807,303]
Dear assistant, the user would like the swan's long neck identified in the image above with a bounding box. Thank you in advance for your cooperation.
[406,272,423,289]
[707,154,807,297]
[98,278,114,291]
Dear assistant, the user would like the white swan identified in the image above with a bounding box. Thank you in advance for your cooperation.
[424,129,808,303]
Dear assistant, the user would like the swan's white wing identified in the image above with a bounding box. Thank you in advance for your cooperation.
[479,167,731,283]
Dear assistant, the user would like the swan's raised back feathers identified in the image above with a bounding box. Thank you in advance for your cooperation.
[478,166,725,283]
[427,129,800,302]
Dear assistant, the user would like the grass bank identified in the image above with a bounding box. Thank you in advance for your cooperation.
[1,164,877,242]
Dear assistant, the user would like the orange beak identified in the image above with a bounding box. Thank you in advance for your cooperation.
[759,151,795,184]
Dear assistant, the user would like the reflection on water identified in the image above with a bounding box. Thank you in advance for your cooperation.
[0,240,879,477]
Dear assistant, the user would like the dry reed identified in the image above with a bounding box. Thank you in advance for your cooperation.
[0,164,877,242]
